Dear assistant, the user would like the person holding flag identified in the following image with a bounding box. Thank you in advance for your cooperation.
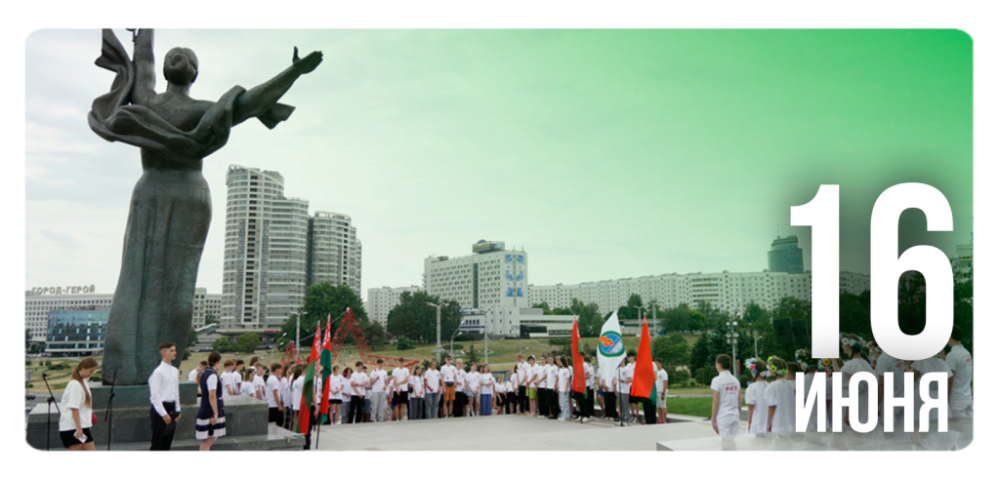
[597,310,627,424]
[317,313,335,427]
[297,321,323,449]
[570,318,590,423]
[629,316,658,425]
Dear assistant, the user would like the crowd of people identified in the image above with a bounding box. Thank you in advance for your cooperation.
[52,325,971,451]
[709,326,974,448]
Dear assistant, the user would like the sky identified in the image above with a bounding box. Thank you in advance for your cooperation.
[25,29,972,296]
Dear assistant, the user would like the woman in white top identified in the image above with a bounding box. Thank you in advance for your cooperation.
[240,369,256,397]
[557,356,573,421]
[281,363,293,429]
[764,356,795,435]
[744,358,769,434]
[494,379,507,415]
[466,364,481,416]
[838,334,876,431]
[410,367,425,420]
[327,365,342,425]
[59,357,99,450]
[479,364,495,416]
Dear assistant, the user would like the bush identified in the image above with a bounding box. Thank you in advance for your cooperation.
[694,364,718,386]
[397,336,415,351]
[669,368,691,385]
[549,338,571,346]
[46,363,69,371]
[44,360,52,366]
[450,343,463,351]
[212,337,233,353]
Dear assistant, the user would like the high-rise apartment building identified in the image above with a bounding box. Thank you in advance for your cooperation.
[424,240,528,310]
[309,212,363,297]
[220,165,362,336]
[768,235,804,273]
[367,285,423,327]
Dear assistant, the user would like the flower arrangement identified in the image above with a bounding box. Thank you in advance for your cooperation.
[767,356,787,376]
[794,348,810,363]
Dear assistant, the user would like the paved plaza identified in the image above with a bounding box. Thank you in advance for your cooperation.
[313,414,718,451]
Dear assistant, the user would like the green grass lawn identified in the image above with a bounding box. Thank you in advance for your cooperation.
[667,397,713,418]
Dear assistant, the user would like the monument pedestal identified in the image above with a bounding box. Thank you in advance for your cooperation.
[26,383,304,451]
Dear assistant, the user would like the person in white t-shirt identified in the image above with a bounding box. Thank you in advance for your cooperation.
[326,365,342,425]
[838,334,875,431]
[391,360,411,421]
[410,366,425,420]
[615,358,633,425]
[239,369,255,397]
[479,364,495,416]
[440,356,458,418]
[526,356,540,417]
[454,358,468,418]
[557,357,573,421]
[348,362,367,424]
[495,376,507,415]
[506,372,518,415]
[545,355,559,419]
[946,326,973,418]
[59,357,99,450]
[466,363,481,416]
[361,366,373,423]
[218,360,231,399]
[765,356,795,435]
[744,357,769,435]
[654,358,669,424]
[252,363,266,401]
[188,361,207,383]
[340,367,354,424]
[265,363,285,429]
[424,360,441,419]
[281,363,293,429]
[710,354,742,449]
[369,359,389,422]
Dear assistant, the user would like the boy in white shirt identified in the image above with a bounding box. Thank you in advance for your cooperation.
[545,355,559,419]
[946,326,973,418]
[516,354,529,414]
[348,362,366,424]
[252,363,266,401]
[266,363,284,429]
[654,358,669,424]
[369,359,389,422]
[391,359,410,422]
[710,354,742,450]
[424,360,441,419]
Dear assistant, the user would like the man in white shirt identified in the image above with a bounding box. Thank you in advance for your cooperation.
[545,355,559,419]
[188,361,206,382]
[534,356,548,418]
[710,354,741,450]
[424,360,441,419]
[253,363,266,400]
[516,354,529,414]
[454,358,467,418]
[946,326,974,417]
[369,359,389,422]
[654,358,669,424]
[440,356,458,418]
[348,362,366,424]
[391,359,411,421]
[616,358,633,425]
[149,342,182,450]
[266,363,285,429]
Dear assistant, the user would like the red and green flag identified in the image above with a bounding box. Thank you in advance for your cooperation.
[297,320,322,433]
[631,316,656,401]
[571,318,587,397]
[318,313,334,422]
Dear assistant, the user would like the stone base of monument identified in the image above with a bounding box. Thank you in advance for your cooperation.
[26,383,305,451]
[656,417,973,451]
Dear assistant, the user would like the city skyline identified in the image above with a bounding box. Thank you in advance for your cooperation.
[26,29,972,297]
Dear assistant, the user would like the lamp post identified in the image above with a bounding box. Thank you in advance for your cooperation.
[295,311,307,360]
[483,308,493,365]
[426,302,445,362]
[726,320,738,372]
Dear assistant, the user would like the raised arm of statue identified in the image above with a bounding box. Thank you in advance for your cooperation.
[131,29,157,106]
[231,47,323,126]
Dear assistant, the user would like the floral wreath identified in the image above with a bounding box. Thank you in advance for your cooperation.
[840,333,868,351]
[767,356,787,376]
[794,348,810,363]
[746,357,761,376]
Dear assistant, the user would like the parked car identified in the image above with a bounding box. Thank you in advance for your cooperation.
[26,393,36,400]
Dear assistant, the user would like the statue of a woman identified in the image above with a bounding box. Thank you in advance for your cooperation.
[88,29,322,385]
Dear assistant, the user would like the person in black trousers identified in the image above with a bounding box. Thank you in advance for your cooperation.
[149,342,182,450]
[348,361,365,424]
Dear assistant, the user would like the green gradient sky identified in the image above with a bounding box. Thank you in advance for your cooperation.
[25,29,972,292]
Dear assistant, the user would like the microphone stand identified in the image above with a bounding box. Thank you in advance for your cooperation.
[41,372,61,451]
[617,365,625,428]
[105,370,117,451]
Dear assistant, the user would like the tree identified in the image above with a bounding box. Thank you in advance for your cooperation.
[688,310,706,333]
[25,329,32,353]
[236,333,261,354]
[213,337,233,353]
[616,294,645,322]
[397,336,415,351]
[362,320,386,351]
[205,314,219,326]
[532,302,553,315]
[385,291,462,343]
[652,333,690,369]
[281,282,369,349]
[689,333,711,370]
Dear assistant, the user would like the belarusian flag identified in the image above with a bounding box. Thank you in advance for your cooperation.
[298,321,322,433]
[319,313,334,422]
[571,317,586,397]
[631,316,656,401]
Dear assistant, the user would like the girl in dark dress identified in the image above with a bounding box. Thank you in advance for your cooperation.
[196,352,226,450]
